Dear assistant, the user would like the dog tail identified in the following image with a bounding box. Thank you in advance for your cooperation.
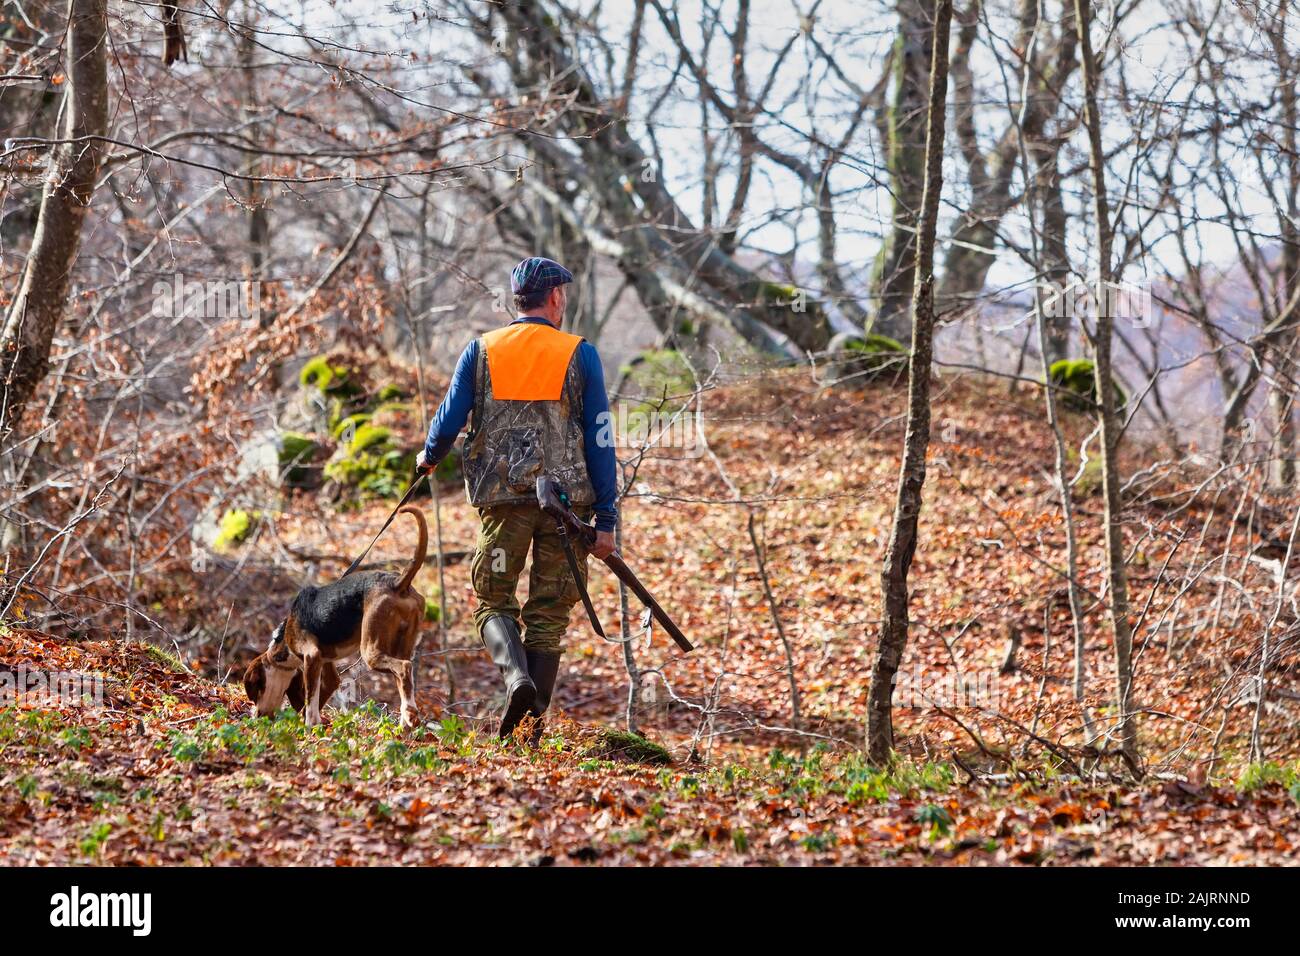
[395,505,427,594]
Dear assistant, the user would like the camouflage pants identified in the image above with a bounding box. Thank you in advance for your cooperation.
[470,502,591,654]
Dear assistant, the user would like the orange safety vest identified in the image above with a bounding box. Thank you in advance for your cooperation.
[462,321,596,508]
[480,322,584,401]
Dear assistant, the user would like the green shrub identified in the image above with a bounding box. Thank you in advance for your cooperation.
[1238,761,1300,803]
[1048,358,1126,412]
[324,448,416,500]
[434,446,462,483]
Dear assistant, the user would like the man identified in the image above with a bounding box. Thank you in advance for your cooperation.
[416,257,617,739]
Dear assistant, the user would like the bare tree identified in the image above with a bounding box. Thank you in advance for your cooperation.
[1074,0,1140,773]
[867,0,954,764]
[1,0,108,428]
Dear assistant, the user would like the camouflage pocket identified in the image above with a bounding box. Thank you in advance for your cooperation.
[496,426,542,494]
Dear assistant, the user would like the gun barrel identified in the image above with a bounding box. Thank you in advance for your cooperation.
[603,554,694,652]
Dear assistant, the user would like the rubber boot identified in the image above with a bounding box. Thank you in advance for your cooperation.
[480,616,536,738]
[525,648,561,746]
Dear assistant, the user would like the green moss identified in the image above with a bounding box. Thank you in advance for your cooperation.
[847,333,906,354]
[434,446,461,483]
[324,447,417,500]
[758,281,800,305]
[279,432,320,486]
[331,412,372,441]
[1048,358,1127,413]
[423,596,442,623]
[214,509,258,551]
[618,349,694,411]
[581,729,672,765]
[376,383,406,402]
[280,432,317,463]
[348,423,391,455]
[139,641,187,674]
[831,333,908,379]
[299,355,351,393]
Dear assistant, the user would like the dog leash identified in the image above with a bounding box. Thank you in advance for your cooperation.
[340,470,428,578]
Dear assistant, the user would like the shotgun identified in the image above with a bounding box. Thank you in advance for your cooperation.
[536,476,693,653]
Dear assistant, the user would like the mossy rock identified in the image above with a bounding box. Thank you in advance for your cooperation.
[302,356,427,503]
[278,432,323,488]
[580,728,672,765]
[825,331,909,383]
[1048,358,1126,413]
[348,423,392,455]
[299,355,361,397]
[214,509,259,552]
[619,348,695,411]
[331,412,372,441]
[757,280,802,307]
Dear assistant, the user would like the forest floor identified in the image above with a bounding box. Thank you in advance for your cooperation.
[4,367,1300,864]
[1,627,1298,865]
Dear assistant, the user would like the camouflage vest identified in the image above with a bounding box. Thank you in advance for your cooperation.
[462,321,596,509]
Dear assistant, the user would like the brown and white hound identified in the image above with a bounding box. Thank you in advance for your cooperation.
[243,506,427,727]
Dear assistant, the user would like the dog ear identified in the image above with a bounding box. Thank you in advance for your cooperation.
[242,657,266,703]
[285,666,307,714]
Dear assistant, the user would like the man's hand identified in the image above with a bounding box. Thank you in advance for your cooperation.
[415,449,433,474]
[590,529,616,560]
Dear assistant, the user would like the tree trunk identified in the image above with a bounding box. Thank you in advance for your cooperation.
[866,0,954,764]
[1269,11,1299,491]
[1,0,108,431]
[1074,0,1140,773]
[869,0,934,342]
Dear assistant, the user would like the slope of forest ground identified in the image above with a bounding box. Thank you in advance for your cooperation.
[4,366,1300,864]
[2,628,1298,865]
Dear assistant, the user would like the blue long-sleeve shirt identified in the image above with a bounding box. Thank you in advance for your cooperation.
[423,317,619,532]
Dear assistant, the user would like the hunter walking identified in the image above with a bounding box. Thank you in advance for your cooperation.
[416,257,617,738]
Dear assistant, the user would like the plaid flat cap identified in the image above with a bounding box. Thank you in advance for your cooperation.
[510,257,574,295]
